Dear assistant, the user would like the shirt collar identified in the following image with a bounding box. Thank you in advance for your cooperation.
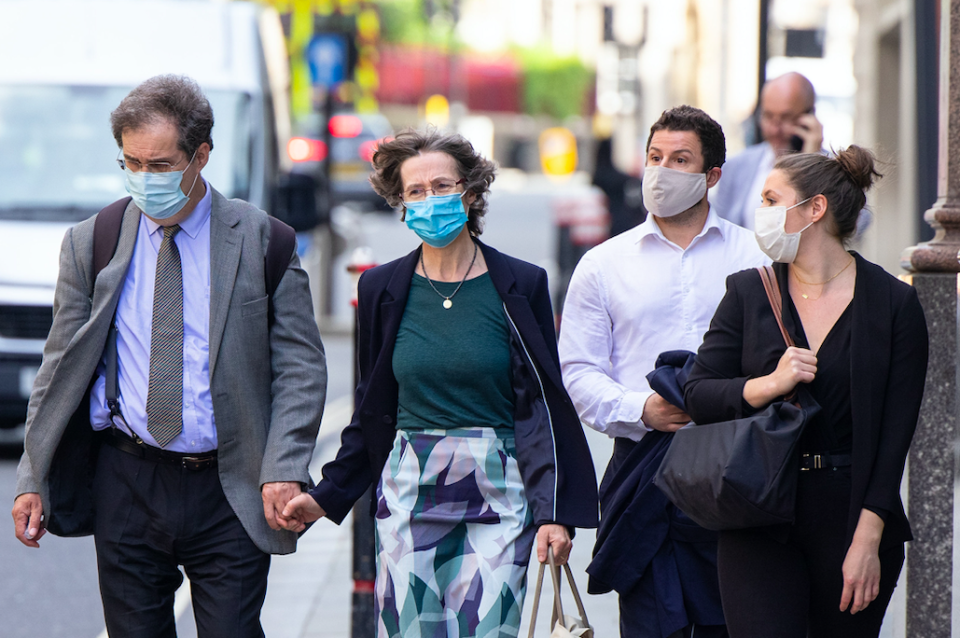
[143,178,212,240]
[635,202,725,246]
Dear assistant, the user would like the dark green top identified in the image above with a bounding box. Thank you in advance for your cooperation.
[392,272,515,431]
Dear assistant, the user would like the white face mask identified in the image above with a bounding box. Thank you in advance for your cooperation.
[754,197,814,263]
[641,165,707,218]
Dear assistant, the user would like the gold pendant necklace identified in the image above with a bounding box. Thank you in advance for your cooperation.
[792,257,854,300]
[420,242,478,309]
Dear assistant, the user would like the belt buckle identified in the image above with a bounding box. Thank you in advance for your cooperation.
[182,456,208,471]
[801,452,822,471]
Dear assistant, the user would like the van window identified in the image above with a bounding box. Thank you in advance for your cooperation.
[0,85,252,220]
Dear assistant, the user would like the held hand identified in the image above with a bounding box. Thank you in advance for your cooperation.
[642,393,692,432]
[791,113,824,154]
[12,493,45,548]
[280,493,327,533]
[536,524,572,565]
[840,510,884,614]
[261,481,304,531]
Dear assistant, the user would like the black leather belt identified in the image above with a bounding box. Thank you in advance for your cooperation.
[103,429,218,471]
[800,452,852,471]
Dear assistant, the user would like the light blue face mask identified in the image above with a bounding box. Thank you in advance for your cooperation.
[403,192,468,248]
[123,151,199,220]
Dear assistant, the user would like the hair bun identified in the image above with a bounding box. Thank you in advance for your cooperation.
[834,145,882,191]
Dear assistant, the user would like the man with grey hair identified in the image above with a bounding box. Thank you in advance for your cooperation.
[11,74,326,636]
[711,72,825,230]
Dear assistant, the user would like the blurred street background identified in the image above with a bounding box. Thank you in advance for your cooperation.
[0,0,936,635]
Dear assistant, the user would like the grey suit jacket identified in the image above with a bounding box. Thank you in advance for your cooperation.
[15,189,327,555]
[709,142,771,229]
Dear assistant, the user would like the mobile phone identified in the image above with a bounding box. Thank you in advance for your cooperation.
[789,108,814,152]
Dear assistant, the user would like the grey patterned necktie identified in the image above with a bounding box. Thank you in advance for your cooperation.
[146,224,183,448]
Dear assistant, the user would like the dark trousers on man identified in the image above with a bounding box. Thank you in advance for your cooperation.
[601,438,728,638]
[93,442,271,638]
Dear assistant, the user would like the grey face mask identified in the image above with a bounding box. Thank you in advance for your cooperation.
[641,165,707,218]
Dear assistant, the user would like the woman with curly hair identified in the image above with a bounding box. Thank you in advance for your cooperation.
[283,129,598,637]
[684,146,928,637]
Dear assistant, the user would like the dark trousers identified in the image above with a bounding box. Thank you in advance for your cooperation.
[605,438,728,638]
[93,443,271,638]
[717,466,904,638]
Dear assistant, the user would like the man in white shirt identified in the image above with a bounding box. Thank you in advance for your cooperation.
[710,72,824,230]
[559,105,768,638]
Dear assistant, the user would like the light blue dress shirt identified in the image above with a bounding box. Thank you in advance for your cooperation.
[91,181,216,452]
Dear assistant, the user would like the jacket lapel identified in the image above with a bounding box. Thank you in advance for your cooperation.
[849,253,888,451]
[208,191,243,377]
[374,248,419,367]
[480,240,566,392]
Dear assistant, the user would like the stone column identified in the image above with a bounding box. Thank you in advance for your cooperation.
[900,2,960,636]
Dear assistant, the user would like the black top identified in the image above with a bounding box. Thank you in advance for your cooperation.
[785,294,853,454]
[683,256,929,549]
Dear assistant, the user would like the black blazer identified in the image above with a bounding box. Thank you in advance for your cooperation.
[310,239,599,529]
[684,253,928,548]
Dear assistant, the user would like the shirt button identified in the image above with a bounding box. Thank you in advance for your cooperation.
[191,440,197,446]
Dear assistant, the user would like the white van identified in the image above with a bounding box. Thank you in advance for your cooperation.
[0,0,312,443]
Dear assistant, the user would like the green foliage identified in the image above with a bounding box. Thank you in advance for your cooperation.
[377,0,457,47]
[518,47,593,119]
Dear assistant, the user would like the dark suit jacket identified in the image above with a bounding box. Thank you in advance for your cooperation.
[310,239,599,529]
[683,254,928,548]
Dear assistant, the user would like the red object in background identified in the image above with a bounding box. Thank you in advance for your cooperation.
[358,136,393,162]
[329,114,364,138]
[376,46,521,113]
[287,137,328,162]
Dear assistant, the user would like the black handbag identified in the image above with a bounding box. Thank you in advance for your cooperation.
[653,266,821,531]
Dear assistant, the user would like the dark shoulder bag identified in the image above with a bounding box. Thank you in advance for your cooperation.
[653,266,821,531]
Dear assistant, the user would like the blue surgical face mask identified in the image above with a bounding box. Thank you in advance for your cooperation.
[123,151,199,220]
[403,192,468,248]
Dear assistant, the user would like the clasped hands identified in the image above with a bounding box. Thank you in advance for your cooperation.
[268,487,574,567]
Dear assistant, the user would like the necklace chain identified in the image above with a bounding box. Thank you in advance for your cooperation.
[792,257,854,300]
[419,242,478,309]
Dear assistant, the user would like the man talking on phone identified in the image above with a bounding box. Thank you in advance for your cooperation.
[711,72,823,230]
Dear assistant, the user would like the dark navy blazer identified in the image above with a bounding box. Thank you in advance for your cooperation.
[310,239,599,529]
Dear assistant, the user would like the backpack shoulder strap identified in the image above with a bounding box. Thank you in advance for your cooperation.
[93,196,132,280]
[266,216,296,325]
[92,196,131,426]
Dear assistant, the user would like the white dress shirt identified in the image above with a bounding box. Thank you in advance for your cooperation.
[559,205,769,441]
[90,181,216,452]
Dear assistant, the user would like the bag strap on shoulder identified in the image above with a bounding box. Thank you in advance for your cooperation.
[757,265,795,348]
[93,197,132,280]
[92,196,132,427]
[265,216,296,326]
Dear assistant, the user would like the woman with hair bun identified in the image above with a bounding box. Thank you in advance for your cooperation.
[684,146,929,637]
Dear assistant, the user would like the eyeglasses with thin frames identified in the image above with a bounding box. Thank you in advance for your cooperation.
[400,179,465,202]
[116,150,190,174]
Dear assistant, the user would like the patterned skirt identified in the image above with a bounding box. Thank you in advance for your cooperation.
[375,427,536,638]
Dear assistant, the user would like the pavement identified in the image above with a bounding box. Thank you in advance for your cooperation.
[253,394,623,638]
